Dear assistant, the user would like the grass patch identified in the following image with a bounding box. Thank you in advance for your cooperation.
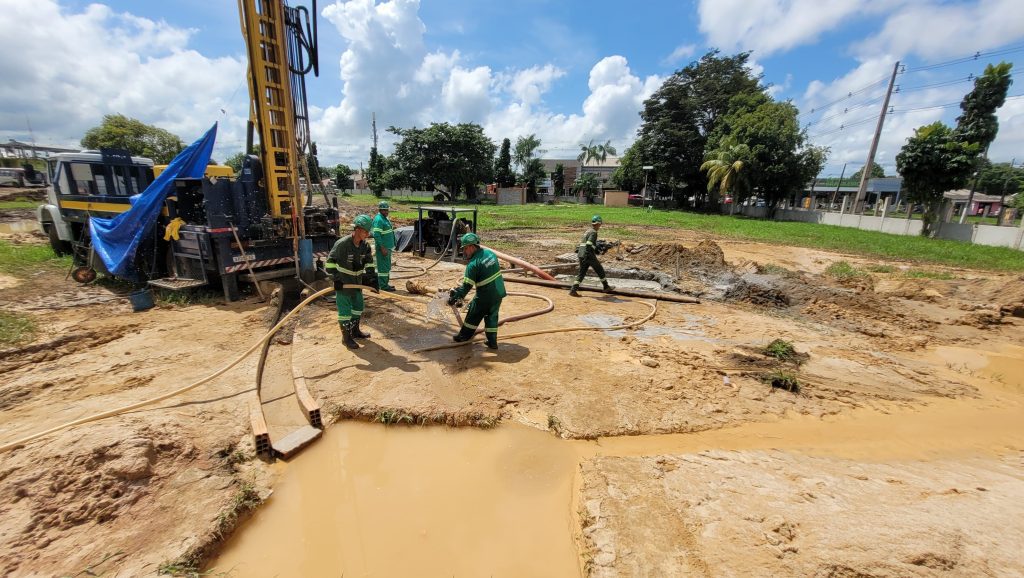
[763,369,801,393]
[0,310,37,346]
[0,200,37,210]
[764,339,797,362]
[757,263,795,276]
[903,269,955,280]
[375,409,415,425]
[0,239,71,276]
[824,261,865,281]
[863,264,896,273]
[376,204,1024,272]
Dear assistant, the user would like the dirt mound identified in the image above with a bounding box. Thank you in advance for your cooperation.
[614,240,727,274]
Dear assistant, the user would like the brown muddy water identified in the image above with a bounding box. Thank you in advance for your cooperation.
[209,348,1024,577]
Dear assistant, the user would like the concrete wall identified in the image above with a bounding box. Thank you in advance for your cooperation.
[604,190,629,207]
[763,206,1021,251]
[497,188,526,205]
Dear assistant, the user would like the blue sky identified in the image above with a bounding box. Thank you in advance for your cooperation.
[3,0,1023,176]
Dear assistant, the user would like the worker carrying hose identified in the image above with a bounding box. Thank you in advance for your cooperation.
[447,233,506,350]
[326,214,379,349]
[569,215,613,297]
[372,200,397,291]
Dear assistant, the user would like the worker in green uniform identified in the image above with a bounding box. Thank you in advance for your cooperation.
[372,200,396,291]
[326,214,378,349]
[569,215,612,297]
[447,233,506,350]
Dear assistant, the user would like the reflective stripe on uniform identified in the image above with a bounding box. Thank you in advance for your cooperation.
[325,262,339,269]
[352,309,363,315]
[338,314,352,321]
[329,262,362,276]
[462,320,476,330]
[484,328,498,333]
[476,270,502,287]
[372,228,393,233]
[462,277,476,286]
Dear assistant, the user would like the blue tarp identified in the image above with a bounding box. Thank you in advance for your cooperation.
[91,123,217,278]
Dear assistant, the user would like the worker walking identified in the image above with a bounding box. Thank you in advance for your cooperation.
[326,214,378,349]
[569,215,612,297]
[372,200,397,291]
[447,233,506,350]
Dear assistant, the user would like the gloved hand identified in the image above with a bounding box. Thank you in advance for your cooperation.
[360,270,380,293]
[446,289,463,307]
[333,278,345,291]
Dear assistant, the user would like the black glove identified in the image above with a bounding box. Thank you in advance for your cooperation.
[447,290,459,306]
[333,278,345,291]
[361,270,380,292]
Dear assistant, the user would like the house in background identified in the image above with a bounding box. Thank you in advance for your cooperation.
[944,189,1018,218]
[538,156,620,193]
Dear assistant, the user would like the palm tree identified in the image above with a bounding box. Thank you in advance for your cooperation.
[700,140,751,214]
[577,139,617,200]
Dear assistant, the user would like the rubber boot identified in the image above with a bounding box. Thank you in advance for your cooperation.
[453,328,474,343]
[342,323,360,349]
[352,318,371,339]
[569,287,580,297]
[485,334,498,350]
[602,281,613,292]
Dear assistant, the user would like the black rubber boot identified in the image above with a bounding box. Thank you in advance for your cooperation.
[453,328,473,343]
[602,281,613,292]
[342,324,360,349]
[569,287,580,297]
[485,335,498,350]
[352,319,371,339]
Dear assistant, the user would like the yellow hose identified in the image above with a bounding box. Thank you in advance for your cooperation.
[0,285,403,454]
[413,299,658,353]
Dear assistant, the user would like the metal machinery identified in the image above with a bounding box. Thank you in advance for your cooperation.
[36,0,337,300]
[412,205,478,259]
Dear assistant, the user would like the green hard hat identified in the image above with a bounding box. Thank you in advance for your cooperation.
[591,215,603,223]
[460,232,480,246]
[353,214,373,232]
[378,200,390,210]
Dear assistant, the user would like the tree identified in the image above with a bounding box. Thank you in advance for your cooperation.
[710,99,827,210]
[388,122,496,199]
[572,172,600,204]
[81,114,184,163]
[637,50,763,205]
[850,162,885,181]
[367,146,386,196]
[494,138,514,187]
[552,163,565,196]
[954,61,1014,222]
[611,139,650,193]
[977,161,1024,223]
[513,134,544,199]
[700,138,751,212]
[334,163,355,189]
[896,122,979,236]
[224,152,246,173]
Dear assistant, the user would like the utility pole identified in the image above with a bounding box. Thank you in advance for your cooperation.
[854,61,900,213]
[960,145,989,224]
[830,163,847,211]
[371,112,378,149]
[997,158,1015,226]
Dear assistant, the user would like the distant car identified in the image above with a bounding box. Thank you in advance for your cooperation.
[628,193,642,201]
[724,196,733,204]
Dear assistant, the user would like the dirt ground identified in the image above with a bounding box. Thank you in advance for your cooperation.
[1,199,1023,575]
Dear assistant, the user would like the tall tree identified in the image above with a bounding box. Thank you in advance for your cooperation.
[334,163,355,189]
[388,122,496,199]
[637,50,763,204]
[700,138,751,212]
[611,140,648,193]
[850,162,886,181]
[513,134,544,199]
[552,163,565,195]
[572,172,600,204]
[954,62,1014,220]
[896,122,978,236]
[494,138,514,187]
[81,114,184,163]
[367,146,386,196]
[977,161,1023,223]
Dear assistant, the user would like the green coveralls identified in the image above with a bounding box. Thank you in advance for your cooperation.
[451,247,507,347]
[372,212,395,288]
[572,226,607,289]
[326,234,374,330]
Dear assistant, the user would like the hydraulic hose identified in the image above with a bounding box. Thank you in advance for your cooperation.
[413,299,658,353]
[391,218,462,280]
[481,245,556,280]
[0,284,410,454]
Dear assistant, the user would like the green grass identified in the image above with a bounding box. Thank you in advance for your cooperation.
[0,310,37,346]
[0,239,71,276]
[764,339,797,362]
[863,264,896,273]
[903,269,955,280]
[0,200,38,210]
[824,261,865,281]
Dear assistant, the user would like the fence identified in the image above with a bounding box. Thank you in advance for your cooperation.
[730,204,1024,251]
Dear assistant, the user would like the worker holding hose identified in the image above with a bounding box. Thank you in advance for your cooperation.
[447,233,506,350]
[569,215,613,297]
[372,200,397,291]
[326,214,378,350]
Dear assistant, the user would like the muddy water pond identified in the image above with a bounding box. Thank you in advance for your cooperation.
[210,371,1024,577]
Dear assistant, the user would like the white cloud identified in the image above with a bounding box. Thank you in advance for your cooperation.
[697,0,895,57]
[855,0,1024,59]
[661,43,697,67]
[0,0,247,160]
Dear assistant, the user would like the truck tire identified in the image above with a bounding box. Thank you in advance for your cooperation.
[221,273,240,302]
[46,224,71,256]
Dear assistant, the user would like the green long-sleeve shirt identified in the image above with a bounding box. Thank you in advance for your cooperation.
[372,213,395,250]
[451,247,506,303]
[577,226,599,259]
[326,234,373,284]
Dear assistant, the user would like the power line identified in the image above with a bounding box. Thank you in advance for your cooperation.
[806,94,886,127]
[806,114,880,139]
[903,44,1024,73]
[799,76,890,118]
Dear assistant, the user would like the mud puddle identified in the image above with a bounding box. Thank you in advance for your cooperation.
[209,350,1024,577]
[0,219,36,234]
